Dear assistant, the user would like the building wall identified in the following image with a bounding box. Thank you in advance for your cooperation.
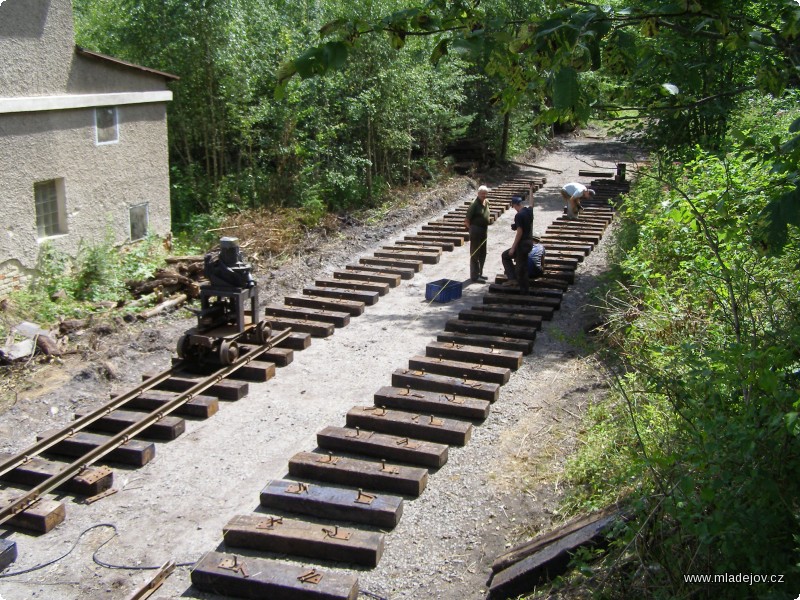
[0,0,174,297]
[0,0,77,97]
[0,103,172,271]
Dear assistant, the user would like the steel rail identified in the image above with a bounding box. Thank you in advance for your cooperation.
[0,328,291,527]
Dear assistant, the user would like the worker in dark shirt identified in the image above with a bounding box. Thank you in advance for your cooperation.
[464,185,491,282]
[501,195,534,294]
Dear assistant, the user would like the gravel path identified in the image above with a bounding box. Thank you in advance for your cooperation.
[0,132,644,600]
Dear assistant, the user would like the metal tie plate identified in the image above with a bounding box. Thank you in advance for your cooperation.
[76,465,112,484]
[321,525,352,541]
[429,416,444,427]
[219,555,249,578]
[317,453,339,464]
[354,489,376,505]
[380,460,400,475]
[286,482,309,495]
[396,437,421,449]
[297,569,323,585]
[255,516,283,529]
[441,393,465,405]
[365,406,386,416]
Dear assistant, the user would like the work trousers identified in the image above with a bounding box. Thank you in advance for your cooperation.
[469,225,488,279]
[501,239,534,295]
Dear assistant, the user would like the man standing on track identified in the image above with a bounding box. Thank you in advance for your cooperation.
[464,185,491,282]
[560,182,595,219]
[501,195,534,295]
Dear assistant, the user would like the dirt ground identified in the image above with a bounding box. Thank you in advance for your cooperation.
[0,129,645,600]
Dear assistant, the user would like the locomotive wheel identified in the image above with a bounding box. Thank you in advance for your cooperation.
[176,335,191,359]
[219,340,239,365]
[254,320,271,344]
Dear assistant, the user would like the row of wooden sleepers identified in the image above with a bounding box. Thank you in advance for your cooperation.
[0,180,539,546]
[188,179,631,600]
[189,178,547,598]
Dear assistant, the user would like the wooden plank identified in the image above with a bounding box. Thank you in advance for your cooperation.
[346,406,472,447]
[445,319,538,342]
[276,332,313,351]
[285,294,365,317]
[374,386,490,420]
[314,278,390,296]
[483,293,561,309]
[149,372,249,401]
[191,551,359,600]
[288,451,428,497]
[400,237,455,251]
[492,508,622,573]
[426,341,522,371]
[76,409,185,441]
[223,514,384,567]
[260,478,403,529]
[0,539,17,572]
[126,389,219,419]
[373,250,439,265]
[408,355,511,385]
[410,232,466,245]
[260,347,294,367]
[264,316,335,338]
[437,332,533,355]
[488,514,618,598]
[0,488,65,533]
[303,286,380,306]
[226,362,277,383]
[381,244,441,256]
[39,429,156,466]
[487,282,566,296]
[333,269,400,287]
[391,368,500,402]
[358,257,423,273]
[265,304,351,327]
[473,304,555,321]
[317,426,448,468]
[459,309,543,331]
[346,264,416,280]
[1,457,113,496]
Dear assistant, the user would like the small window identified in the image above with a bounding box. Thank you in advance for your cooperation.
[130,203,149,241]
[34,179,67,238]
[95,106,118,144]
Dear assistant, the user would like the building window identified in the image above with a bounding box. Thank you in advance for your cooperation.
[34,179,67,238]
[130,203,149,241]
[95,106,118,144]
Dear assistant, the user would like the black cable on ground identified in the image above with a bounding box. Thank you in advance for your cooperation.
[360,590,390,600]
[0,523,193,579]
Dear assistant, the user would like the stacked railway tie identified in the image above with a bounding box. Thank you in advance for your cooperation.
[0,179,541,571]
[190,178,638,600]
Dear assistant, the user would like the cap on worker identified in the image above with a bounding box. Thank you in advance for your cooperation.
[510,195,523,205]
[478,185,491,193]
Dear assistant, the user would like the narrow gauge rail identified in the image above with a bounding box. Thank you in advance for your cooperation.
[0,328,291,529]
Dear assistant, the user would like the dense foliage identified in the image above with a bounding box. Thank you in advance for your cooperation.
[72,0,537,240]
[565,93,800,598]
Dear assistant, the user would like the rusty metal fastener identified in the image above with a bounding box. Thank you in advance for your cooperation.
[298,569,323,585]
[429,416,444,427]
[256,516,283,529]
[380,460,400,474]
[219,555,249,578]
[322,525,352,540]
[355,489,376,505]
[286,482,309,494]
[317,452,339,464]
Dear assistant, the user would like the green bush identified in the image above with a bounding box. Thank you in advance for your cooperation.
[565,136,800,598]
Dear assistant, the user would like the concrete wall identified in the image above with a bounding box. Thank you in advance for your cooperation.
[0,103,172,271]
[0,0,174,297]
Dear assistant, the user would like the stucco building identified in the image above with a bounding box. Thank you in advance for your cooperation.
[0,0,177,298]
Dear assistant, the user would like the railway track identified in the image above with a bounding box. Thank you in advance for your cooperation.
[0,177,544,560]
[0,175,629,598]
[187,177,630,599]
